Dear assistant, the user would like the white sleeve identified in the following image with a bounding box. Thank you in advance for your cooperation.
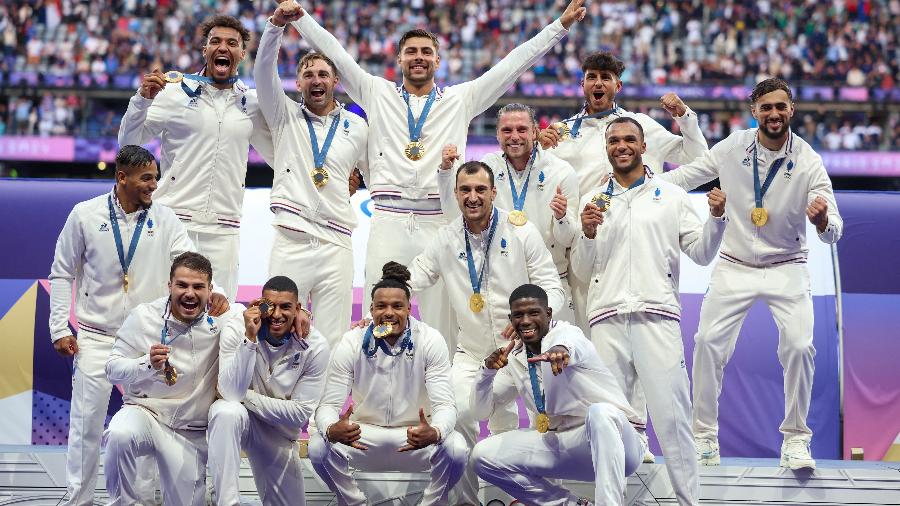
[521,223,565,314]
[678,192,727,266]
[807,154,843,244]
[48,208,83,341]
[643,108,708,165]
[217,313,256,402]
[118,92,166,147]
[422,331,456,441]
[437,168,459,220]
[314,334,356,437]
[254,21,290,131]
[470,366,519,422]
[658,134,727,191]
[106,310,157,385]
[408,233,444,293]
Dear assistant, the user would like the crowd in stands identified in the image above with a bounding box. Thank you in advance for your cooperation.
[1,0,898,88]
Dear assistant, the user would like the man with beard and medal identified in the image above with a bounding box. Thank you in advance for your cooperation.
[255,4,368,346]
[571,117,728,506]
[208,275,329,506]
[439,103,580,323]
[276,0,587,364]
[48,145,229,506]
[659,78,842,470]
[309,262,467,506]
[470,284,644,506]
[407,161,564,503]
[104,252,242,505]
[119,15,275,302]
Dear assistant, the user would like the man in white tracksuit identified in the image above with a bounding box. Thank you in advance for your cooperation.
[309,262,468,506]
[439,103,580,323]
[255,6,368,345]
[409,161,565,504]
[104,252,241,505]
[48,145,228,506]
[119,14,275,301]
[280,0,587,352]
[209,276,330,505]
[660,78,843,470]
[471,284,644,506]
[571,117,728,505]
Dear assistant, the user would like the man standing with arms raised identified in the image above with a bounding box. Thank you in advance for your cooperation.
[255,5,368,344]
[277,0,586,347]
[119,15,274,301]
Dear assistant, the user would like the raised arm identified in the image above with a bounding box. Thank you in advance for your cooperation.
[658,133,727,191]
[678,189,727,266]
[254,18,292,130]
[48,208,84,343]
[118,69,169,147]
[646,93,709,165]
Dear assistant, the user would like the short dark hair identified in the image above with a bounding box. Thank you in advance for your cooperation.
[497,103,537,126]
[606,116,644,141]
[169,252,213,283]
[298,51,338,78]
[263,276,299,297]
[509,284,549,309]
[115,145,156,173]
[199,15,250,48]
[582,52,626,77]
[750,77,793,103]
[455,161,495,188]
[371,261,411,300]
[398,29,439,53]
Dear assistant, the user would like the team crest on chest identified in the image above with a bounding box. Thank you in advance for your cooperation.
[653,187,662,201]
[207,315,218,333]
[784,160,795,181]
[500,238,509,256]
[537,171,546,191]
[146,218,155,237]
[497,171,505,181]
[99,222,109,232]
[458,251,467,261]
[742,156,751,167]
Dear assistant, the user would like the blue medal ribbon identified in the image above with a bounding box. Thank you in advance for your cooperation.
[107,195,148,285]
[752,143,787,208]
[402,88,437,143]
[362,323,413,357]
[464,208,499,297]
[258,324,292,347]
[178,71,239,98]
[159,301,205,346]
[569,105,621,138]
[303,110,341,169]
[506,148,537,212]
[602,173,645,202]
[525,348,546,415]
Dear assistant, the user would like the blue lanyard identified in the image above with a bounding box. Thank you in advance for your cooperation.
[752,144,786,208]
[258,324,292,347]
[525,348,546,414]
[159,308,204,346]
[179,72,239,98]
[464,208,499,296]
[402,88,436,142]
[603,174,645,201]
[303,109,341,170]
[107,195,148,280]
[569,105,620,138]
[362,323,413,357]
[506,148,537,212]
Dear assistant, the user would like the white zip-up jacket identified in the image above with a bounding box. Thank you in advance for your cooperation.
[471,321,641,432]
[49,188,196,342]
[218,316,330,441]
[570,173,726,326]
[106,297,242,431]
[546,107,707,197]
[256,20,368,248]
[409,208,565,360]
[438,150,580,278]
[660,129,843,266]
[118,77,274,233]
[315,317,455,442]
[294,14,567,206]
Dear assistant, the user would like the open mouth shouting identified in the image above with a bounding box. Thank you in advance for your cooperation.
[178,296,201,318]
[309,85,326,99]
[212,54,232,78]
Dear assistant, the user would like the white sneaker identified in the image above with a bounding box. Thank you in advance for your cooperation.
[638,432,655,463]
[695,437,720,466]
[780,439,816,470]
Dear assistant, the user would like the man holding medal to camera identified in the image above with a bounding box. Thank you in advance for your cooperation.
[208,275,330,506]
[119,14,275,302]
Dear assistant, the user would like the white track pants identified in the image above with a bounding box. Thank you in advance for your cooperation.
[208,400,305,506]
[472,403,642,506]
[187,228,240,302]
[308,424,468,506]
[591,313,699,506]
[269,226,353,346]
[692,261,815,442]
[103,406,208,506]
[364,209,457,354]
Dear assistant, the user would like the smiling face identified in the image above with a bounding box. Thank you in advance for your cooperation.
[261,289,298,340]
[202,26,246,83]
[370,287,410,338]
[168,266,211,323]
[116,160,158,210]
[751,89,794,142]
[497,111,537,164]
[582,69,622,113]
[455,168,496,226]
[397,36,440,88]
[605,121,646,174]
[296,57,338,113]
[508,297,552,348]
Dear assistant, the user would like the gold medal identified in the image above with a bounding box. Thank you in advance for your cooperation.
[123,273,129,293]
[536,412,550,433]
[372,322,393,338]
[751,207,768,227]
[163,70,183,83]
[550,122,571,141]
[508,210,527,226]
[590,192,611,211]
[311,167,329,189]
[405,141,425,161]
[252,298,276,318]
[163,361,178,386]
[469,293,485,313]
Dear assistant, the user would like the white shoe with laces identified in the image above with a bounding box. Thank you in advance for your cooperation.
[780,438,816,470]
[695,437,720,466]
